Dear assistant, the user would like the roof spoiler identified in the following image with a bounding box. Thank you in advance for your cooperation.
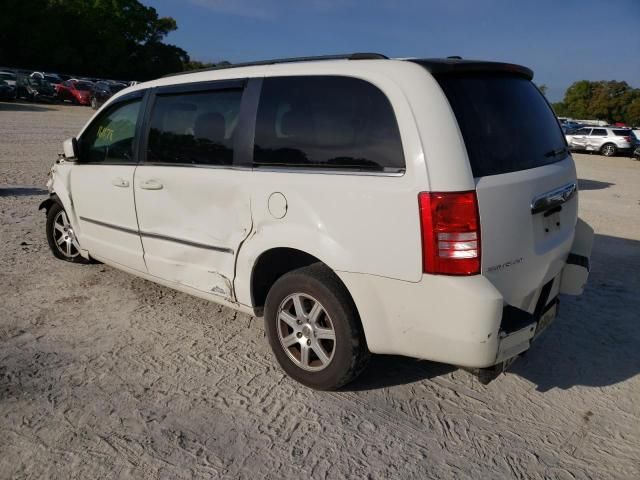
[410,58,534,80]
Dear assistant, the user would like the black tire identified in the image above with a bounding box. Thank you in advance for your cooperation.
[264,263,369,390]
[45,202,90,264]
[90,97,98,110]
[600,143,617,157]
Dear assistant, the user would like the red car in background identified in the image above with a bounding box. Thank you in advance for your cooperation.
[56,79,94,105]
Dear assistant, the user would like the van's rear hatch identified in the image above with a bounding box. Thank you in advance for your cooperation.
[414,60,577,312]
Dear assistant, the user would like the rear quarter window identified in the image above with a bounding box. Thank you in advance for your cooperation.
[253,76,405,172]
[613,129,631,136]
[433,73,567,177]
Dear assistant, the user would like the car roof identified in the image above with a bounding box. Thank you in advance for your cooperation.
[119,53,533,100]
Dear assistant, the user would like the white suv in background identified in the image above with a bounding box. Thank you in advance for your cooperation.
[41,54,593,389]
[565,126,636,156]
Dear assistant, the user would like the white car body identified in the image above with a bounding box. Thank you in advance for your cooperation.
[565,126,635,155]
[44,55,592,381]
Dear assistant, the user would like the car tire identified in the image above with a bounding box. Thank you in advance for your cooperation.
[46,202,90,264]
[264,263,370,390]
[600,143,617,157]
[91,97,98,110]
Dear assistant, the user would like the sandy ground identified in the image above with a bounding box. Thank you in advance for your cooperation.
[1,101,639,479]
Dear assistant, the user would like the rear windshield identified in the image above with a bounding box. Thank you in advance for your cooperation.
[434,73,566,177]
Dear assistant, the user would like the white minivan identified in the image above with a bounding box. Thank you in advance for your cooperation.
[41,54,593,389]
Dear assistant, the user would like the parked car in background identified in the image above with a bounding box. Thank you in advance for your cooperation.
[43,73,63,88]
[90,80,127,109]
[0,70,17,89]
[565,126,635,156]
[0,79,17,100]
[560,120,583,132]
[562,124,583,135]
[40,54,593,389]
[16,75,56,101]
[56,79,94,105]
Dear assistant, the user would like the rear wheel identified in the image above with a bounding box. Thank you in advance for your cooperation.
[600,143,617,157]
[264,264,369,390]
[45,202,90,263]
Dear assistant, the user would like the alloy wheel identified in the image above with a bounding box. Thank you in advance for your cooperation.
[602,144,615,156]
[276,293,336,371]
[52,210,80,258]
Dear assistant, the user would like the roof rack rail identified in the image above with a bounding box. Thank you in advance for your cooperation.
[162,52,388,78]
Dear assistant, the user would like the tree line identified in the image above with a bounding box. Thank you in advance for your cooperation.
[551,80,640,127]
[0,0,217,80]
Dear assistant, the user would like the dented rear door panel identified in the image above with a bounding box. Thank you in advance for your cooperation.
[134,165,252,299]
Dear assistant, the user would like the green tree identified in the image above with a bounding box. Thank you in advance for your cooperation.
[0,0,192,80]
[627,96,640,127]
[553,80,639,125]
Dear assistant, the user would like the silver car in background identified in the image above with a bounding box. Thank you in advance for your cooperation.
[565,126,635,156]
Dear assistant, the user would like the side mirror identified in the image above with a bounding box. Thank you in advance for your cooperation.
[62,137,78,160]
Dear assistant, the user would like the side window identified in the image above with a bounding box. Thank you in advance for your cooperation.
[253,76,405,172]
[147,89,242,166]
[591,128,607,136]
[80,99,141,164]
[612,129,630,136]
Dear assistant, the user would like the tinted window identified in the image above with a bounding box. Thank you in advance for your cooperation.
[253,76,404,172]
[147,89,242,166]
[612,129,631,136]
[434,73,567,177]
[80,99,141,163]
[576,128,592,135]
[590,129,607,136]
[75,81,93,91]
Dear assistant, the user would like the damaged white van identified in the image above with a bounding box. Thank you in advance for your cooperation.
[41,54,593,389]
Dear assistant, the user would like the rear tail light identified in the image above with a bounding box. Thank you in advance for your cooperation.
[418,191,481,275]
[624,136,632,142]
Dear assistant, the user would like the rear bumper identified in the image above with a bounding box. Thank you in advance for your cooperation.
[338,271,503,368]
[338,270,566,368]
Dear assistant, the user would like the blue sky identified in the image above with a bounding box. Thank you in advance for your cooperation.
[143,0,640,102]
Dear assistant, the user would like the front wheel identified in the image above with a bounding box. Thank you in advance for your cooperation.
[45,202,90,263]
[600,143,617,157]
[264,264,369,390]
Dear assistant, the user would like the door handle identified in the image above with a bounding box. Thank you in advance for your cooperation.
[139,179,163,190]
[111,177,130,188]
